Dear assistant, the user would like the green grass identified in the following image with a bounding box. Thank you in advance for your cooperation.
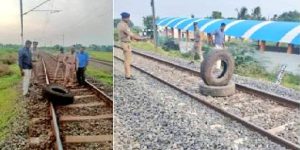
[41,48,113,62]
[131,41,192,60]
[0,47,21,140]
[0,62,21,140]
[86,65,113,86]
[88,50,113,62]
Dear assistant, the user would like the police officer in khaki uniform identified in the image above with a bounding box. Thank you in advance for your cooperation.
[117,12,145,79]
[31,41,39,84]
[54,47,65,81]
[63,48,77,87]
[190,22,203,64]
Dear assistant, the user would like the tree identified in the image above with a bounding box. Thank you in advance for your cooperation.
[143,16,154,30]
[272,14,278,21]
[212,11,223,19]
[252,7,262,20]
[277,10,300,22]
[237,7,249,19]
[53,44,61,49]
[131,26,142,34]
[114,19,121,28]
[143,15,159,37]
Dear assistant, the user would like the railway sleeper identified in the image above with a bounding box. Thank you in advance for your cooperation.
[59,114,113,122]
[64,135,113,143]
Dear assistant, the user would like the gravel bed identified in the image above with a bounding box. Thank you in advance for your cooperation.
[115,49,299,131]
[64,142,112,150]
[133,48,300,101]
[61,120,113,136]
[0,86,29,150]
[29,118,51,137]
[86,76,114,98]
[114,60,285,150]
[0,59,52,149]
[278,123,300,145]
[57,106,112,116]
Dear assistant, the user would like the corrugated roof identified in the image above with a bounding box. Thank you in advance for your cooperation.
[156,17,300,44]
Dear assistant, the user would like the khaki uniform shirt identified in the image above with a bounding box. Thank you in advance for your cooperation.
[117,20,133,42]
[194,29,201,43]
[32,47,39,61]
[57,53,65,62]
[65,54,76,64]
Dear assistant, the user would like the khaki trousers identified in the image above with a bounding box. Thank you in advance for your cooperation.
[215,45,223,69]
[23,69,32,95]
[121,42,132,77]
[64,63,76,85]
[192,42,203,62]
[54,62,65,79]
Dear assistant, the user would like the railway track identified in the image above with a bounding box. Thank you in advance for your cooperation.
[90,58,113,67]
[114,46,300,149]
[29,52,113,149]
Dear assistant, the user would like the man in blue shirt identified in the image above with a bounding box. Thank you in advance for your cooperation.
[211,23,226,49]
[18,40,32,96]
[211,23,226,69]
[76,46,89,85]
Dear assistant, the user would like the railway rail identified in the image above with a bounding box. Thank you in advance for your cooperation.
[29,52,113,149]
[90,58,113,67]
[114,45,300,149]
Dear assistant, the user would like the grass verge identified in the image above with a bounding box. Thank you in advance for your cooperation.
[87,65,113,86]
[0,64,21,141]
[88,50,113,62]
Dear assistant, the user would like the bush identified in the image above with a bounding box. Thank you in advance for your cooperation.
[0,63,12,77]
[161,38,179,51]
[0,54,17,65]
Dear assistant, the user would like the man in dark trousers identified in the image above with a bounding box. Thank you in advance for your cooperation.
[18,40,32,96]
[76,46,89,85]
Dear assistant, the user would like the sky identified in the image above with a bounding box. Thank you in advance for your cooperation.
[114,0,300,27]
[0,0,113,46]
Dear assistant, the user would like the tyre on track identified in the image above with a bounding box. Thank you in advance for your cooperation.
[200,81,236,97]
[200,49,234,86]
[43,84,74,105]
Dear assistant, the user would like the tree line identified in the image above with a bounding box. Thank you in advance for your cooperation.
[210,7,300,22]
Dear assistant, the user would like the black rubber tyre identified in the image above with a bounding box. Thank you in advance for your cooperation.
[201,49,234,86]
[200,81,235,97]
[43,85,74,105]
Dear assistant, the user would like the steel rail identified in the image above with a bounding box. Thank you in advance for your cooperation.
[114,55,300,150]
[114,45,300,107]
[41,58,64,150]
[90,58,113,67]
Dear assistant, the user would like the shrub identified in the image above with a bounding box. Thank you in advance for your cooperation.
[161,38,179,51]
[0,54,17,65]
[0,63,12,77]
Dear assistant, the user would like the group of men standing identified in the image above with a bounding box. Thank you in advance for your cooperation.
[54,46,89,87]
[18,40,89,96]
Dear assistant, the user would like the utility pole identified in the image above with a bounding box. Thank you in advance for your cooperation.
[151,0,158,48]
[20,0,24,45]
[62,34,65,47]
[19,0,61,46]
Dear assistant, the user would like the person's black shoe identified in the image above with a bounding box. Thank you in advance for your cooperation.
[125,76,136,80]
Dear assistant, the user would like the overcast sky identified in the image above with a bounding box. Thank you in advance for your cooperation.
[0,0,113,46]
[114,0,300,26]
